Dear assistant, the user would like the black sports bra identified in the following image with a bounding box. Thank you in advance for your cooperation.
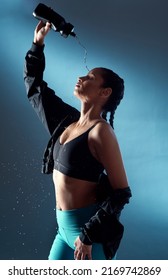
[53,123,104,182]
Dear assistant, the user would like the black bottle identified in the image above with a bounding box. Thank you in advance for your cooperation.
[33,3,76,38]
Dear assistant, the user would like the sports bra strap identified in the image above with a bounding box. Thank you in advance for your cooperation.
[87,120,107,133]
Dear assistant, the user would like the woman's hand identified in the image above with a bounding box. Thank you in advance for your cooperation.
[74,237,92,260]
[34,21,51,46]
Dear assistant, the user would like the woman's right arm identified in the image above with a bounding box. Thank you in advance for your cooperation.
[24,21,79,135]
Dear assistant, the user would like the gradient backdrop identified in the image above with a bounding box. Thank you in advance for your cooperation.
[0,0,168,260]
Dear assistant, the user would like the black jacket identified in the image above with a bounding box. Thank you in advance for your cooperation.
[24,43,131,260]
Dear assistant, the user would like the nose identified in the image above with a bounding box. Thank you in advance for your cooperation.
[77,77,82,85]
[78,77,83,81]
[78,76,86,82]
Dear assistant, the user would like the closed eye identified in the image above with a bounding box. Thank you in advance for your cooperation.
[87,74,95,80]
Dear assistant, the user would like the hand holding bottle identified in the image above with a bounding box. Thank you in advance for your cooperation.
[33,21,51,46]
[33,3,75,38]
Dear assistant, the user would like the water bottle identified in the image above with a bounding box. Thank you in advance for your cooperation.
[33,3,76,38]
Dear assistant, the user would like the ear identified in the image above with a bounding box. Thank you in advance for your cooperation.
[100,87,112,99]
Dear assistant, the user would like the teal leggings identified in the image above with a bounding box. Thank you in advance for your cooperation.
[48,204,115,260]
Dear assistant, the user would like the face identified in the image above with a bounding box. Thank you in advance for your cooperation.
[74,68,105,103]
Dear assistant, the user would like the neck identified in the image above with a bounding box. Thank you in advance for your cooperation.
[78,102,103,126]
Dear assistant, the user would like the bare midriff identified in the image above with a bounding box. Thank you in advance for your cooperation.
[53,169,98,210]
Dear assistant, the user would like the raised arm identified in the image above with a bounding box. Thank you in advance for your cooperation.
[24,21,79,135]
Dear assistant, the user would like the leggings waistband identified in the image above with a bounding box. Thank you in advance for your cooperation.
[56,204,99,229]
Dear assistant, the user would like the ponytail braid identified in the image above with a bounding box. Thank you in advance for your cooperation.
[100,68,124,129]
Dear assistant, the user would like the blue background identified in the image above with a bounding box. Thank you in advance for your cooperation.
[0,0,168,260]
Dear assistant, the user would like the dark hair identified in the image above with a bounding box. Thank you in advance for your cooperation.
[100,67,124,129]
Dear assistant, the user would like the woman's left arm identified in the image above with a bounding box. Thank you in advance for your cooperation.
[93,122,128,190]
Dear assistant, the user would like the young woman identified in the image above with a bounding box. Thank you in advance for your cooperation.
[24,21,132,260]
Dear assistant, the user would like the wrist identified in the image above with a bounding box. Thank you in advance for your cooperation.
[79,229,92,245]
[33,39,44,46]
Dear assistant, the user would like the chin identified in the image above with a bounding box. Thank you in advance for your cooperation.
[74,90,80,97]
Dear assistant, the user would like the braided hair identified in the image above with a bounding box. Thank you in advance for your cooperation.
[100,67,124,129]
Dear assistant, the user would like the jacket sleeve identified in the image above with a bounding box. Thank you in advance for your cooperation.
[23,43,79,135]
[79,173,132,259]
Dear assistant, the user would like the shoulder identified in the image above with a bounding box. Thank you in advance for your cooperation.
[90,120,118,146]
[88,120,120,162]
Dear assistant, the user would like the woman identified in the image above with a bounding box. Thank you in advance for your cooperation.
[24,21,131,260]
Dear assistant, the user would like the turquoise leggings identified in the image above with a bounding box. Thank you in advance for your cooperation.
[48,204,115,260]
